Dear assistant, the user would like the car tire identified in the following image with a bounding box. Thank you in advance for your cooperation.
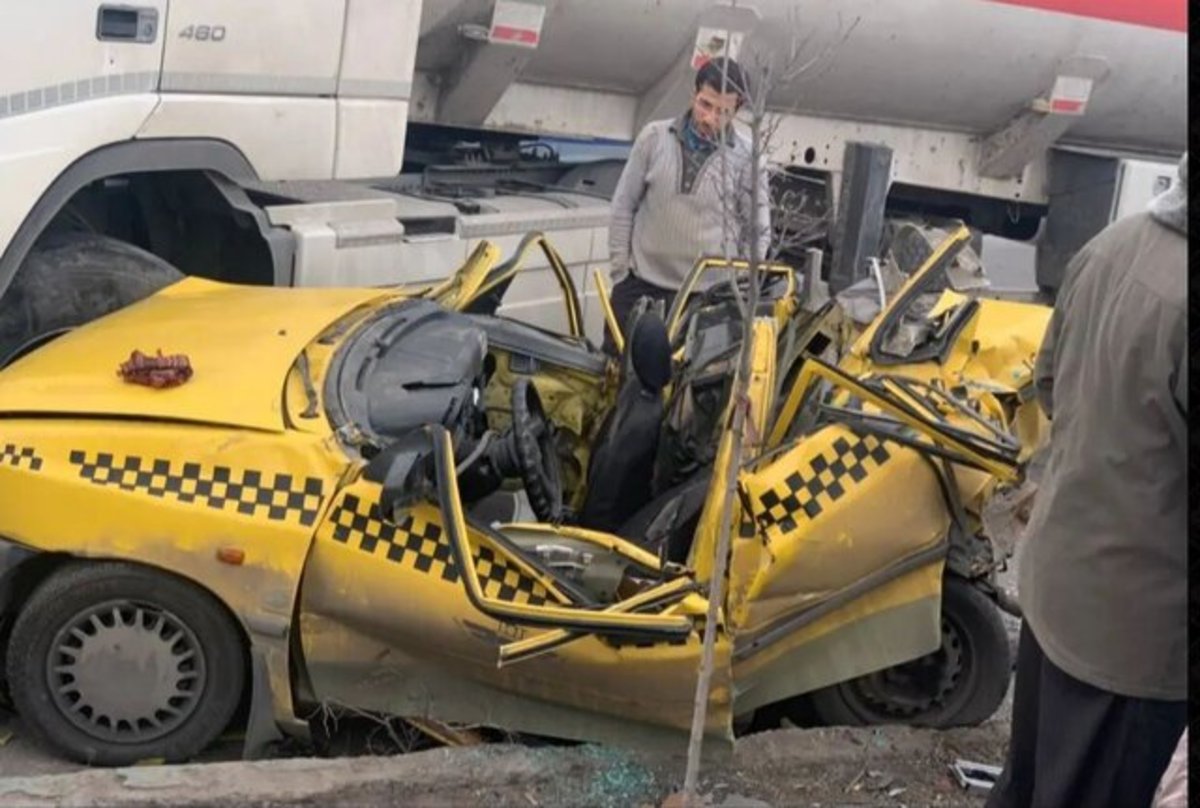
[6,562,246,766]
[807,577,1011,728]
[0,233,184,367]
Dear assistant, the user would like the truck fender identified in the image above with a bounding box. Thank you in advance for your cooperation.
[0,139,258,301]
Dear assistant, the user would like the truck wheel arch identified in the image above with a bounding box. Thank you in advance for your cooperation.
[0,139,286,302]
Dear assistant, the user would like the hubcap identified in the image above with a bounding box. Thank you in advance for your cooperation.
[46,600,206,743]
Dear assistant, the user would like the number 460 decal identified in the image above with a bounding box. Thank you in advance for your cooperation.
[179,24,227,41]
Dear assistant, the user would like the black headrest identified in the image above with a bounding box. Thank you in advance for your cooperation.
[629,311,672,392]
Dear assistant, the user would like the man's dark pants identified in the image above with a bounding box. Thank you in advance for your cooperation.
[986,622,1186,808]
[602,272,676,356]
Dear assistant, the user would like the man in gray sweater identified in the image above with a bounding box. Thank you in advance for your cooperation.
[604,57,771,353]
[987,153,1188,807]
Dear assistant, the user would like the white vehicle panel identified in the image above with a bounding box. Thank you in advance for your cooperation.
[0,1,167,101]
[334,100,410,179]
[1111,159,1177,223]
[339,0,421,98]
[137,95,336,180]
[161,0,346,96]
[0,1,167,260]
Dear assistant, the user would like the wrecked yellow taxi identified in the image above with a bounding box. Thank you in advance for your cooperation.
[0,226,1049,765]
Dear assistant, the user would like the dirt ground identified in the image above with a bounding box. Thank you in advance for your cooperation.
[0,722,1011,807]
[0,470,1036,807]
[333,724,1013,808]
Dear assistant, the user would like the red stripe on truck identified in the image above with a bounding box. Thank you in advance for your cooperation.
[987,0,1186,31]
[491,25,540,45]
[1050,98,1085,114]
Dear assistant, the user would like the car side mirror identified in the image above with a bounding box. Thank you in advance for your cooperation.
[364,430,437,520]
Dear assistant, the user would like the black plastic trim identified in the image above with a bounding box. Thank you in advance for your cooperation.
[470,316,607,376]
[0,536,38,612]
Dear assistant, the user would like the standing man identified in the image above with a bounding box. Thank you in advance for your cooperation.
[604,56,771,354]
[987,154,1188,807]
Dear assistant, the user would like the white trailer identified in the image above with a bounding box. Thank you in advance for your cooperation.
[410,0,1185,289]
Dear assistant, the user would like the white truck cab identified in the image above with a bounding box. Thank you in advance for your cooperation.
[0,1,614,365]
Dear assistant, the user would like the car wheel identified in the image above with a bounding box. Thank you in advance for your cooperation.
[0,233,184,368]
[808,577,1011,728]
[7,562,245,765]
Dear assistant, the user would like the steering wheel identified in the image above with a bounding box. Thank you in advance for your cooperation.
[510,378,564,523]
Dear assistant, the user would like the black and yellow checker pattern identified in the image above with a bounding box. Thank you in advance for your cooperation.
[473,545,553,605]
[0,444,43,472]
[751,434,891,535]
[329,494,458,580]
[68,451,325,526]
[329,493,552,606]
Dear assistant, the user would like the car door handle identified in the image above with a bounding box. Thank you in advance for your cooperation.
[96,5,159,43]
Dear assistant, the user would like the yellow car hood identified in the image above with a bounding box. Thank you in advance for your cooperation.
[0,278,391,432]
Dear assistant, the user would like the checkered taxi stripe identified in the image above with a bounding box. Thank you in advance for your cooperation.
[68,451,325,526]
[751,435,891,535]
[0,444,43,471]
[329,493,553,606]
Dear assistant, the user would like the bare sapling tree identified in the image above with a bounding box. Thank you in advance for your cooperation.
[680,10,859,806]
